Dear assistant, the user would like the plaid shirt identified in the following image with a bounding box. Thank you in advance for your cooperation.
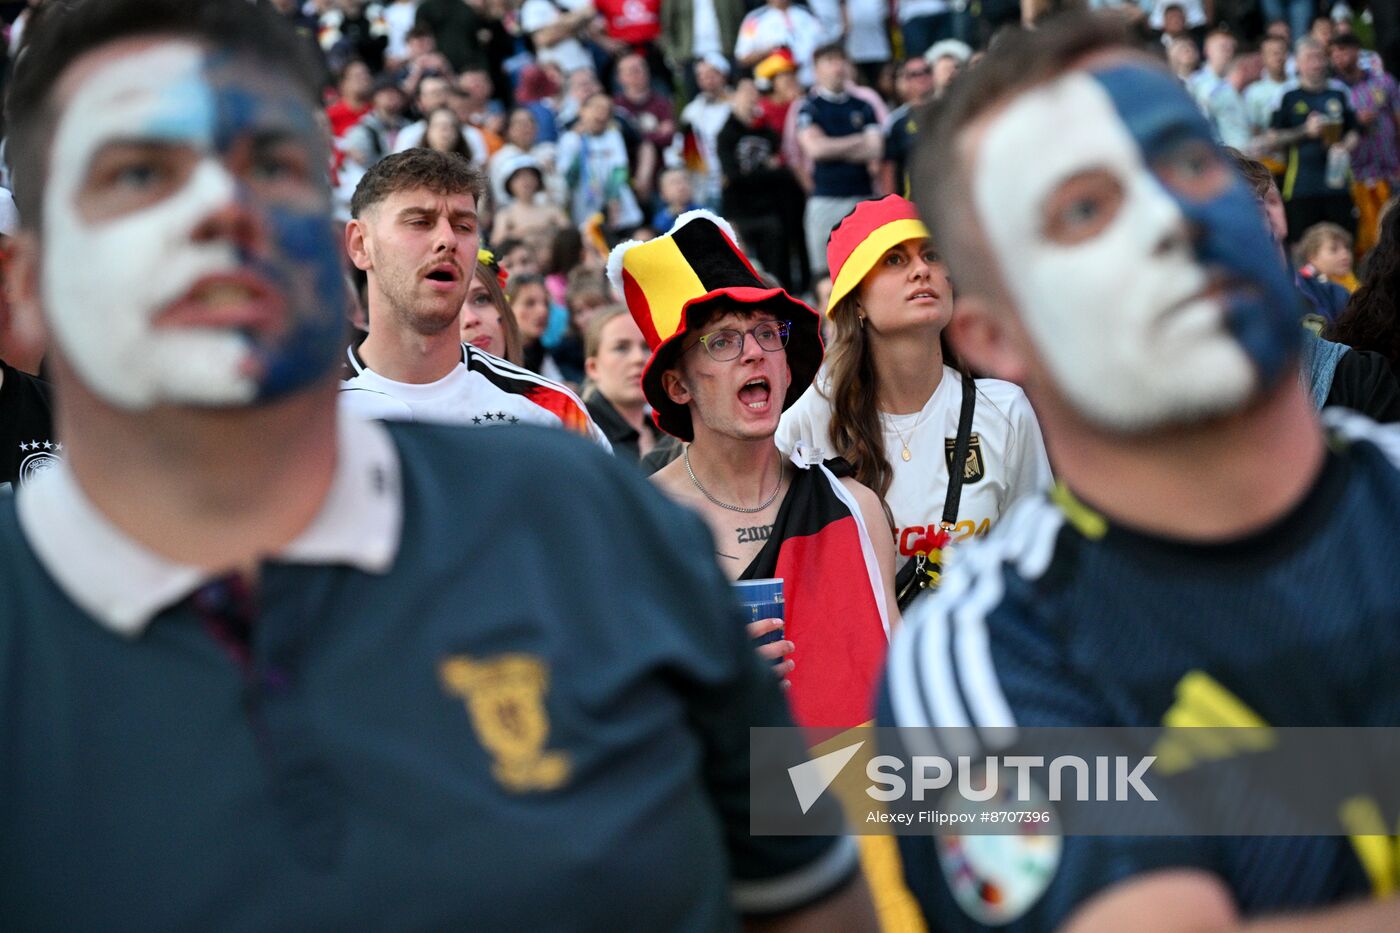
[1341,69,1400,182]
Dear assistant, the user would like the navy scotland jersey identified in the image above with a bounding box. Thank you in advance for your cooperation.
[879,410,1400,931]
[1271,86,1358,200]
[796,90,878,198]
[0,419,855,931]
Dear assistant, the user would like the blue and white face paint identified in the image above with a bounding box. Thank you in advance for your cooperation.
[43,40,345,410]
[972,61,1300,432]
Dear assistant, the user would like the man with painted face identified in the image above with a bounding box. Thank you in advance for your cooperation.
[0,1,876,929]
[879,14,1400,933]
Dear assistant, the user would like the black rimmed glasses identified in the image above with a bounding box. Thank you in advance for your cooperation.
[692,320,792,362]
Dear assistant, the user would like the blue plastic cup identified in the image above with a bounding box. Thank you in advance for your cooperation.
[733,578,785,651]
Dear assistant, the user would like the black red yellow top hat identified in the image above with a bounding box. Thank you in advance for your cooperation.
[607,210,823,441]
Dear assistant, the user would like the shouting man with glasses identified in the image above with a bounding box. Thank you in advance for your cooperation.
[610,211,899,731]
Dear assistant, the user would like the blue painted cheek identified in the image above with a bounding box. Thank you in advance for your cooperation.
[1175,180,1302,386]
[1091,64,1302,385]
[252,206,346,401]
[199,53,344,401]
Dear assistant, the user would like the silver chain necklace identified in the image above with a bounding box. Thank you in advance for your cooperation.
[684,445,784,513]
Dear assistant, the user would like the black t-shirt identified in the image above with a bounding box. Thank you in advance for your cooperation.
[414,0,487,72]
[1327,348,1400,423]
[0,359,57,494]
[717,115,791,218]
[584,392,660,466]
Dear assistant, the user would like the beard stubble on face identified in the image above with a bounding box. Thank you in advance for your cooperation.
[372,242,466,337]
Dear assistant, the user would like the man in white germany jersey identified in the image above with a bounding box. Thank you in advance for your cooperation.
[339,149,608,446]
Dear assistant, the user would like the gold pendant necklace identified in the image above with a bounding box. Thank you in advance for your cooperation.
[888,414,921,462]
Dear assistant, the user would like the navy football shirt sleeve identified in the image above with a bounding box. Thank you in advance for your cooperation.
[611,464,860,916]
[878,505,1221,931]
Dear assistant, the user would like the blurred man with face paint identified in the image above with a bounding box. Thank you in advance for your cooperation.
[879,14,1400,933]
[0,2,874,929]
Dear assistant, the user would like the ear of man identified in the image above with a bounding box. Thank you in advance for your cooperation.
[945,293,1031,386]
[662,367,692,405]
[344,219,373,273]
[5,230,50,357]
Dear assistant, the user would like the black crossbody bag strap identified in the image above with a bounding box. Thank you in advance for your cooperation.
[941,370,977,527]
[893,372,976,609]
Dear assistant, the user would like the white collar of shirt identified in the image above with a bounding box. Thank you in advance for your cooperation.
[814,85,851,103]
[15,415,403,638]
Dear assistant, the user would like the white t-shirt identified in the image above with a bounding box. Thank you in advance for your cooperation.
[733,5,830,86]
[844,0,890,64]
[555,126,644,228]
[692,0,724,57]
[678,95,733,205]
[383,0,420,61]
[520,0,596,75]
[896,0,951,26]
[340,342,612,450]
[777,365,1052,560]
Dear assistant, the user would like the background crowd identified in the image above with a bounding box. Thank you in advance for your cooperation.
[2,0,1398,414]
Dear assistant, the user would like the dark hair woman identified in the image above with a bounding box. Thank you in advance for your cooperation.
[1329,200,1400,381]
[420,106,473,160]
[777,195,1052,565]
[507,273,568,383]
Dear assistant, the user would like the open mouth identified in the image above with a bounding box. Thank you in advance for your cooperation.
[1158,273,1256,327]
[738,376,771,411]
[909,288,940,302]
[153,273,285,334]
[424,263,461,287]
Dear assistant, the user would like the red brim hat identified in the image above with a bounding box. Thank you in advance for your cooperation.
[826,195,931,315]
[609,211,823,441]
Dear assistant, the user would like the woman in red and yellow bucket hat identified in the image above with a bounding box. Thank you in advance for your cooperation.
[777,195,1052,575]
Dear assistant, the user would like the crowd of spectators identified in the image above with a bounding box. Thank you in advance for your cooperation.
[4,0,1400,929]
[158,0,1396,400]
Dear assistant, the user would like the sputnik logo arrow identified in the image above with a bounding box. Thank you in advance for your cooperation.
[787,741,865,814]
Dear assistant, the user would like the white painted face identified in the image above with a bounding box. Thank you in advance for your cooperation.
[42,41,344,410]
[972,71,1269,432]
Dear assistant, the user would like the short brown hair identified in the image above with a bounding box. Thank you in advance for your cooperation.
[911,12,1132,298]
[350,148,486,218]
